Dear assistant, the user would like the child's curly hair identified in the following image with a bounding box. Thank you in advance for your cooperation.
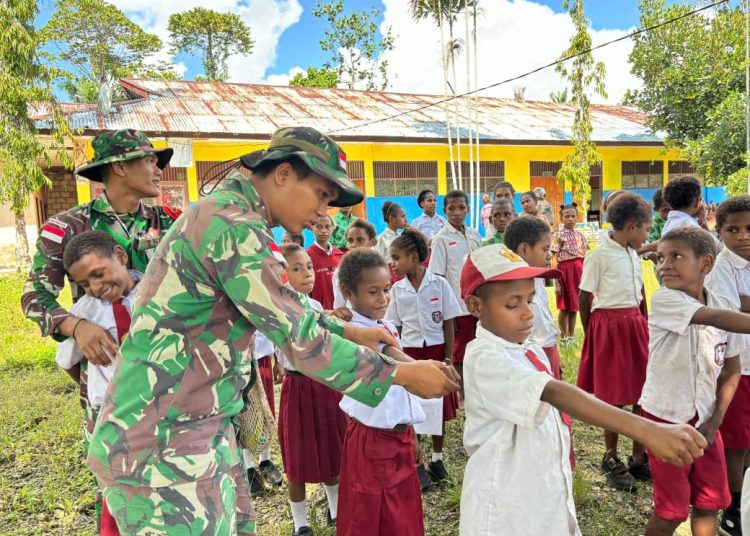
[338,249,388,293]
[606,192,651,230]
[391,228,429,263]
[715,196,750,230]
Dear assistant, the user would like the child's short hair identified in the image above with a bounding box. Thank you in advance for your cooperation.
[338,249,387,292]
[660,227,717,259]
[493,181,516,196]
[382,201,402,222]
[521,191,537,200]
[316,214,333,226]
[493,198,514,210]
[63,231,119,271]
[280,243,304,259]
[417,188,437,208]
[503,216,551,252]
[663,176,701,211]
[652,189,666,210]
[347,218,376,240]
[391,228,429,263]
[715,196,750,229]
[559,202,578,214]
[602,189,625,212]
[606,192,652,230]
[444,190,469,209]
[283,232,305,247]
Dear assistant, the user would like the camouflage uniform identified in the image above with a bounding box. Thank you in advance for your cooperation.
[87,128,397,536]
[330,210,355,250]
[482,232,504,246]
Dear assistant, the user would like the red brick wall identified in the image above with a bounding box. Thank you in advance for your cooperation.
[44,171,78,218]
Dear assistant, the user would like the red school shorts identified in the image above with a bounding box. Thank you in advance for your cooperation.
[641,410,730,523]
[720,374,750,449]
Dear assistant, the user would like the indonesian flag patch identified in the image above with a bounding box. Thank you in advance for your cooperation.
[40,223,65,244]
[338,150,347,172]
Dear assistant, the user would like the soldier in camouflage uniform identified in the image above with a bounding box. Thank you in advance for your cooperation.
[87,126,459,535]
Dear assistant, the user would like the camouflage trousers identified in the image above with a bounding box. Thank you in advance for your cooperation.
[101,464,256,535]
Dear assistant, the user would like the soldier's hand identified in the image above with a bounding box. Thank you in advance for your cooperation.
[75,321,117,366]
[393,360,460,399]
[343,324,398,352]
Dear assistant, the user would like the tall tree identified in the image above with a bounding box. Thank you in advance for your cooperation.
[168,8,253,82]
[40,0,178,102]
[289,67,339,88]
[313,0,394,91]
[1,0,73,269]
[555,0,606,215]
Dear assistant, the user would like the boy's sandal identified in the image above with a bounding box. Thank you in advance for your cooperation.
[600,453,637,492]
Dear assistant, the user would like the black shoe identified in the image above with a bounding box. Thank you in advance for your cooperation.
[326,508,336,527]
[427,459,451,483]
[719,512,742,536]
[600,453,637,491]
[246,467,266,498]
[258,459,283,487]
[627,453,652,482]
[416,464,436,491]
[293,526,313,536]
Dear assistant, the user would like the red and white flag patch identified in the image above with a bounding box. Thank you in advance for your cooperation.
[338,150,347,172]
[41,223,65,244]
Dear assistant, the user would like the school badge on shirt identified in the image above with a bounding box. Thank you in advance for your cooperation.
[714,342,727,366]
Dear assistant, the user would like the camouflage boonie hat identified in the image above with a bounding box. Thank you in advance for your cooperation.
[239,126,363,207]
[75,129,174,182]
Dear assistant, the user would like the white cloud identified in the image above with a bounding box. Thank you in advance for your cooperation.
[380,0,641,104]
[109,0,303,83]
[264,66,305,86]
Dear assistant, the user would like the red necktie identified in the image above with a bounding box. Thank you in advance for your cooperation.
[112,299,131,344]
[525,349,572,428]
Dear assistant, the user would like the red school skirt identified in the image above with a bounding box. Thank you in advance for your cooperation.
[256,355,275,418]
[556,258,584,312]
[577,307,649,406]
[337,420,423,536]
[403,344,458,422]
[453,315,478,365]
[720,374,750,449]
[277,371,348,484]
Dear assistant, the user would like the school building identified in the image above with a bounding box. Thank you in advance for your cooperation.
[22,77,725,244]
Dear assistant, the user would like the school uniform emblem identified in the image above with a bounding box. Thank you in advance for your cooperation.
[714,342,727,366]
[432,311,443,323]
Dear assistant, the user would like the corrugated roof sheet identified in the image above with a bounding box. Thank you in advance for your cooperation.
[35,78,664,144]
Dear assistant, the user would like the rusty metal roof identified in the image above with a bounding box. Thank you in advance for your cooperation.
[35,78,664,145]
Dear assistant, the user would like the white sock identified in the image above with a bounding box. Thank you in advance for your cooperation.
[258,447,271,463]
[431,452,443,463]
[323,483,339,520]
[241,449,254,469]
[290,500,308,531]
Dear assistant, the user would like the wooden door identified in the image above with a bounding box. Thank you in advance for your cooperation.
[530,176,564,228]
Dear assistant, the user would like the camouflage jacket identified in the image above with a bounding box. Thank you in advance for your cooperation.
[22,193,181,341]
[330,211,355,250]
[482,232,504,247]
[87,172,396,488]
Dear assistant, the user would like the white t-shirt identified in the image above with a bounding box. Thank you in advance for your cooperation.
[55,279,141,407]
[374,228,399,264]
[705,247,750,374]
[428,222,482,315]
[339,311,426,429]
[639,287,740,427]
[411,213,446,241]
[385,270,462,348]
[579,232,643,311]
[460,324,579,536]
[530,278,559,348]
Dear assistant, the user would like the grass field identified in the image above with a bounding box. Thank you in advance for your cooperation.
[0,267,692,535]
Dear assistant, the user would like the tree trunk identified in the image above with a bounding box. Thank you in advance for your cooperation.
[473,2,481,228]
[15,212,31,272]
[438,2,457,190]
[464,2,475,228]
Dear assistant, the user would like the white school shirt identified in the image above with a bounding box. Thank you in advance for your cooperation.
[460,325,578,536]
[331,268,348,309]
[339,311,426,429]
[385,270,462,348]
[639,287,741,427]
[411,213,446,241]
[705,247,750,375]
[276,296,324,371]
[428,222,482,315]
[55,279,141,407]
[662,210,721,247]
[742,468,750,534]
[375,228,399,264]
[530,278,559,348]
[253,332,274,360]
[579,232,643,311]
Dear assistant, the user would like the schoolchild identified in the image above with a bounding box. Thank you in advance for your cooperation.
[375,201,408,266]
[56,230,141,536]
[277,244,348,536]
[641,227,748,536]
[577,192,651,490]
[520,191,551,226]
[482,198,515,246]
[550,203,588,342]
[649,189,670,243]
[332,218,377,309]
[662,177,718,248]
[411,189,446,241]
[705,196,750,536]
[458,243,708,536]
[307,214,344,310]
[493,181,516,204]
[387,229,462,488]
[337,249,427,536]
[282,231,305,247]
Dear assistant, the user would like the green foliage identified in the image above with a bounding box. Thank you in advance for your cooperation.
[40,0,178,102]
[556,0,606,214]
[313,0,394,90]
[289,67,339,88]
[168,8,254,82]
[626,0,745,142]
[726,167,750,197]
[550,89,569,103]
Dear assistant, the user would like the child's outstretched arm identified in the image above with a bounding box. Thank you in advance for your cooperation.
[692,306,750,333]
[541,380,707,466]
[698,356,740,447]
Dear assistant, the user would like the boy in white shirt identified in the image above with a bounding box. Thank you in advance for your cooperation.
[429,190,482,396]
[56,230,141,536]
[458,243,708,536]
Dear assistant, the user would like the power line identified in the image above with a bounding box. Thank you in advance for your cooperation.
[326,0,729,136]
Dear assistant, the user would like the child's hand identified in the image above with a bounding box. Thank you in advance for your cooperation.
[74,321,117,366]
[697,417,722,448]
[413,435,424,465]
[272,359,285,384]
[330,307,353,322]
[645,422,707,466]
